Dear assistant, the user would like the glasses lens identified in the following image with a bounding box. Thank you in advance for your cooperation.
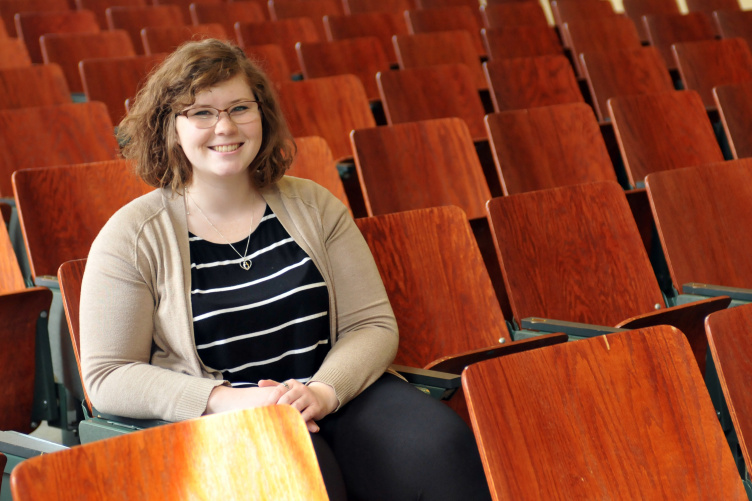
[186,108,219,129]
[228,101,260,124]
[184,101,260,129]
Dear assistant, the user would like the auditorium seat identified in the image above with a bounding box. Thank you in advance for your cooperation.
[0,0,69,38]
[75,0,147,28]
[189,1,267,42]
[268,0,343,40]
[550,0,617,46]
[106,5,186,54]
[562,16,642,77]
[343,0,415,15]
[714,10,752,49]
[714,81,752,159]
[404,6,484,57]
[0,64,70,109]
[152,0,223,24]
[141,23,227,55]
[480,2,550,29]
[242,43,292,87]
[324,12,407,67]
[463,325,747,499]
[622,0,680,41]
[642,11,715,70]
[481,26,563,61]
[235,18,320,76]
[14,9,99,64]
[0,38,32,69]
[288,136,350,210]
[687,0,741,14]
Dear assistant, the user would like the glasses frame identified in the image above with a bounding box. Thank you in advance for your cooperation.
[177,100,262,129]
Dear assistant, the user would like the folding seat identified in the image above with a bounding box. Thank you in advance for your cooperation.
[714,81,752,159]
[106,5,186,55]
[463,325,747,500]
[235,18,320,76]
[579,46,674,122]
[0,38,32,69]
[672,37,752,110]
[483,55,584,113]
[40,30,135,94]
[0,0,69,38]
[481,25,563,61]
[642,11,715,70]
[608,90,725,187]
[14,9,99,64]
[0,64,70,109]
[288,136,350,210]
[268,0,343,39]
[415,0,479,9]
[152,0,223,24]
[278,75,375,162]
[480,2,550,29]
[343,0,415,15]
[714,9,752,49]
[324,12,408,66]
[485,181,730,375]
[79,54,165,125]
[243,43,292,87]
[562,16,642,77]
[622,0,680,41]
[10,407,329,500]
[687,0,741,14]
[140,23,227,55]
[190,1,268,42]
[404,6,484,57]
[75,0,147,28]
[392,30,486,90]
[550,0,617,47]
[296,37,390,102]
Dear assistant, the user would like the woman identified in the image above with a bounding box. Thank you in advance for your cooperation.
[80,38,491,500]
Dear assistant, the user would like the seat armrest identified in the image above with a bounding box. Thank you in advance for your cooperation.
[682,283,752,303]
[391,365,461,400]
[521,317,627,337]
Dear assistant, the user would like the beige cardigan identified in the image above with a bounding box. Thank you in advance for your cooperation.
[80,176,398,422]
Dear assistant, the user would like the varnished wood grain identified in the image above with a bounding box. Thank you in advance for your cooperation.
[268,0,343,40]
[12,160,152,279]
[75,0,147,29]
[673,38,752,110]
[462,326,747,500]
[622,0,680,41]
[141,23,227,55]
[0,64,70,109]
[190,1,268,42]
[706,303,752,473]
[57,259,89,413]
[343,0,416,15]
[484,55,584,113]
[106,5,186,55]
[80,53,166,125]
[481,26,563,61]
[377,64,487,140]
[243,43,292,86]
[355,206,510,370]
[643,11,715,70]
[480,2,550,29]
[0,0,69,38]
[40,30,136,93]
[0,213,26,292]
[324,12,408,65]
[278,75,375,162]
[10,406,329,501]
[550,0,616,42]
[608,90,724,187]
[485,103,617,195]
[687,0,741,13]
[0,287,52,433]
[288,136,350,210]
[579,46,674,122]
[714,10,752,50]
[351,117,492,218]
[714,81,752,159]
[235,18,320,74]
[563,16,642,77]
[15,10,99,64]
[0,38,32,68]
[393,30,487,90]
[416,0,479,9]
[152,0,222,25]
[404,6,485,57]
[296,37,390,101]
[0,102,119,197]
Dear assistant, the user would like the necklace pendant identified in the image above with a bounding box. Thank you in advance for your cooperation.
[240,259,252,270]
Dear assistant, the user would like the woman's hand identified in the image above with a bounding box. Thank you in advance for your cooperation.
[204,385,280,415]
[258,379,339,433]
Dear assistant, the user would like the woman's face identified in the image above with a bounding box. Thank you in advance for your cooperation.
[175,74,263,188]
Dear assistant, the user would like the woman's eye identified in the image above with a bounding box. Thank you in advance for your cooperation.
[192,109,214,117]
[230,105,250,113]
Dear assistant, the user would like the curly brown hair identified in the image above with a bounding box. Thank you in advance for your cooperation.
[118,38,295,191]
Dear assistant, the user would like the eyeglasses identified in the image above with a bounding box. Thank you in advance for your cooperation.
[177,100,261,129]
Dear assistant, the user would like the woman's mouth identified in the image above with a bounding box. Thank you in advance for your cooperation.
[210,144,241,153]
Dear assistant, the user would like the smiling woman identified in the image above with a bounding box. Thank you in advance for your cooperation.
[80,38,491,501]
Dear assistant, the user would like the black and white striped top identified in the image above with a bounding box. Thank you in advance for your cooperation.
[189,204,331,387]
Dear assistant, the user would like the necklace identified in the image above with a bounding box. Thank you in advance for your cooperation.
[186,191,256,270]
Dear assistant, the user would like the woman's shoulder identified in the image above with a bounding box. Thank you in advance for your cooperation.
[92,188,171,245]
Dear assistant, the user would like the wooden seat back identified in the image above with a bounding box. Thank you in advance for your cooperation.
[235,18,320,75]
[393,30,486,89]
[14,9,99,64]
[463,326,747,500]
[351,117,491,218]
[0,38,32,68]
[705,302,752,475]
[189,1,268,42]
[480,2,550,29]
[687,0,741,13]
[714,10,752,49]
[40,30,135,93]
[0,0,70,38]
[278,74,375,162]
[0,217,26,294]
[106,5,186,54]
[141,23,227,55]
[343,0,415,15]
[0,64,70,109]
[243,43,292,87]
[486,181,665,327]
[550,0,617,39]
[268,0,343,39]
[416,0,479,9]
[0,102,119,197]
[404,6,484,56]
[324,12,408,66]
[483,55,584,113]
[485,103,617,195]
[643,11,715,70]
[377,63,486,140]
[80,53,166,125]
[563,16,642,77]
[152,0,223,23]
[75,0,147,28]
[608,90,724,187]
[296,37,390,101]
[481,26,563,61]
[622,0,680,41]
[580,46,674,122]
[57,258,90,413]
[673,37,752,109]
[645,159,752,293]
[10,406,329,501]
[714,81,752,159]
[12,160,152,280]
[288,136,349,210]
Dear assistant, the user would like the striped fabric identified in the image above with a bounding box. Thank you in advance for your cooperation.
[189,204,330,387]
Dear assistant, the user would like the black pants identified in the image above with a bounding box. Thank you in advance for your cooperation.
[310,374,492,501]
